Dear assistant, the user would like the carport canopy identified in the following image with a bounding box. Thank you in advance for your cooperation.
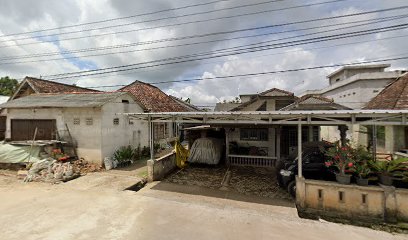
[122,110,408,178]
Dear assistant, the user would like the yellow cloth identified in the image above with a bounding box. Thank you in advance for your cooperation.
[175,140,189,168]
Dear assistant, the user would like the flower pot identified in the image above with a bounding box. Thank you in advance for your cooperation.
[379,174,393,186]
[336,173,351,184]
[356,177,369,186]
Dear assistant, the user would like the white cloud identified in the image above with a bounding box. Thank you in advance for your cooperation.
[0,0,406,103]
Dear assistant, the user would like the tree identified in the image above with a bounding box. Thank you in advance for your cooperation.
[0,76,18,96]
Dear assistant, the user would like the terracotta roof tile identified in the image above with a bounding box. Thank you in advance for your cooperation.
[119,81,190,112]
[365,74,408,109]
[26,77,98,93]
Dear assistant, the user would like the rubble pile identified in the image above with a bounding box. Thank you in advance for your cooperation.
[24,158,102,183]
[72,158,103,174]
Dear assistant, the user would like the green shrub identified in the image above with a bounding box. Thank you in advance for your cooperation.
[113,145,135,163]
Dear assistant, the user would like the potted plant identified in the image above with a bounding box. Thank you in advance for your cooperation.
[325,142,354,184]
[351,162,371,186]
[369,158,407,186]
[351,146,372,186]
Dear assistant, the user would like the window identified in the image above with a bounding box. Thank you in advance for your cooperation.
[153,123,169,140]
[240,128,268,141]
[86,118,93,125]
[73,118,80,125]
[113,118,119,125]
[122,99,129,103]
[373,89,379,93]
[335,78,340,82]
[129,119,134,125]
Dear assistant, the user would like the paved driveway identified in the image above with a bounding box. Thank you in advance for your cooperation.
[0,172,406,240]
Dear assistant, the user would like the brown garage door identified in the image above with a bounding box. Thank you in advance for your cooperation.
[11,119,56,141]
[0,116,5,140]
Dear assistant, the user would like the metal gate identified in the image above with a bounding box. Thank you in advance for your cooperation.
[11,119,56,141]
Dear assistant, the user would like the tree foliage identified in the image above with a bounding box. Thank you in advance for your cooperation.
[0,76,18,96]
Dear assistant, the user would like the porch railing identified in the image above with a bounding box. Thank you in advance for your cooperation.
[228,154,277,167]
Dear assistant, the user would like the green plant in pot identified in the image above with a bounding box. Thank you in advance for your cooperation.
[351,162,371,186]
[351,146,372,186]
[369,158,407,186]
[325,141,354,184]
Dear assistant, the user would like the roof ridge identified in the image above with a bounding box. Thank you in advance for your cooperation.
[25,76,99,92]
[258,87,294,96]
[118,80,158,91]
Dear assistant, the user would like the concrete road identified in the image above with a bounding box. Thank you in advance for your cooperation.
[0,172,407,240]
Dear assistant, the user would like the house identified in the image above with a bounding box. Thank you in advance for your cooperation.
[303,64,404,109]
[0,92,148,164]
[304,64,406,147]
[0,78,195,164]
[201,88,349,166]
[119,80,195,144]
[0,77,98,141]
[364,73,408,153]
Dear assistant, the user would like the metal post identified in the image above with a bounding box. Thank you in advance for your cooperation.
[298,121,303,178]
[148,115,154,160]
[372,124,377,161]
[276,127,281,162]
[308,125,314,142]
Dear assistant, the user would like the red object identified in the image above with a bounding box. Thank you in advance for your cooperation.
[348,162,353,167]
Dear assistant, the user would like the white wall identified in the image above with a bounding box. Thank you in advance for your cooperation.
[100,94,148,162]
[6,108,103,163]
[227,127,276,157]
[4,94,152,165]
[323,74,397,109]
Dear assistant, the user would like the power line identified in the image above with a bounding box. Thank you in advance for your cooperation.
[1,5,404,55]
[81,36,408,85]
[0,0,235,38]
[1,0,285,42]
[0,0,349,48]
[43,23,408,80]
[2,14,406,65]
[46,55,408,90]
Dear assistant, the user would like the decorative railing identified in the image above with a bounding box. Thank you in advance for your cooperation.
[228,154,277,167]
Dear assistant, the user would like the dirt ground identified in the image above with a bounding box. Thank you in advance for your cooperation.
[0,167,407,240]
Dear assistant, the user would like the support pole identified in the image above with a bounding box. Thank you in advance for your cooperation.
[148,115,154,160]
[276,126,281,162]
[298,121,303,178]
[308,125,314,142]
[373,124,377,161]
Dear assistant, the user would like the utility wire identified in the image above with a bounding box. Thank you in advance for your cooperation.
[1,5,404,53]
[1,0,286,42]
[44,23,408,79]
[0,0,349,48]
[0,0,235,37]
[2,14,406,65]
[40,55,408,90]
[28,31,408,83]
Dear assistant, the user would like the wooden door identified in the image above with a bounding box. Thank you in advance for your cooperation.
[11,119,56,141]
[0,116,5,140]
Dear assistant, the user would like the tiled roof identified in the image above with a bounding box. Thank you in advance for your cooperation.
[365,74,408,109]
[0,92,129,108]
[169,96,202,111]
[231,87,295,111]
[258,88,295,97]
[25,77,97,94]
[279,95,350,111]
[119,81,189,112]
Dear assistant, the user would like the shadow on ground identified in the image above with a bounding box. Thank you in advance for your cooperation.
[152,165,295,208]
